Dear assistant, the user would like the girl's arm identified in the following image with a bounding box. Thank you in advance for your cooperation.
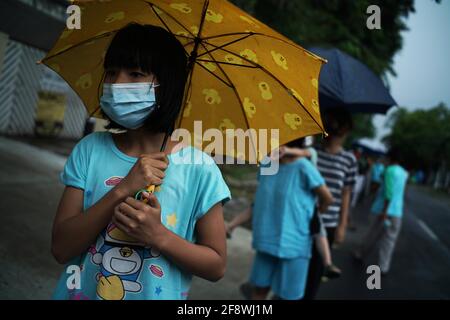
[112,192,226,282]
[159,202,227,281]
[52,152,168,264]
[314,185,334,213]
[226,206,253,234]
[51,186,128,264]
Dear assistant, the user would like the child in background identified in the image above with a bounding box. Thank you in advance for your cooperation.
[228,139,334,300]
[227,141,341,283]
[303,108,357,300]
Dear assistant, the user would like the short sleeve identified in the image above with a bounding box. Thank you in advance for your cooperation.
[302,160,325,190]
[195,162,231,220]
[344,153,358,187]
[59,136,91,190]
[384,167,395,200]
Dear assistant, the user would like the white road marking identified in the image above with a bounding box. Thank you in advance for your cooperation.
[416,218,439,242]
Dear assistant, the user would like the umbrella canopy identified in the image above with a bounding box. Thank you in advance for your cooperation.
[41,0,328,162]
[308,47,396,114]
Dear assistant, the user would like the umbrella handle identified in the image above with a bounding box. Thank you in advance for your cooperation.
[134,185,156,203]
[134,130,170,203]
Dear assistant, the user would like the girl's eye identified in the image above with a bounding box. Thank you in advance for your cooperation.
[130,71,145,78]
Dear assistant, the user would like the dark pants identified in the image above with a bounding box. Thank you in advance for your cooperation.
[300,227,336,300]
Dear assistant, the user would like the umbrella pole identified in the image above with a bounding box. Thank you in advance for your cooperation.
[160,130,171,152]
[139,131,171,200]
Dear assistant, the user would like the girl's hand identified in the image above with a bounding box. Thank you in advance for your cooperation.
[112,191,167,248]
[117,152,169,195]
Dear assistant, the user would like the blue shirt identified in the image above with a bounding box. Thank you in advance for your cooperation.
[53,132,231,300]
[371,164,408,218]
[252,158,325,259]
[371,162,385,184]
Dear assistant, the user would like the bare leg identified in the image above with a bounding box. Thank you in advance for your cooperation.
[315,235,332,266]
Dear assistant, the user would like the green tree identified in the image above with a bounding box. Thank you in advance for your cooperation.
[230,0,439,141]
[231,0,418,76]
[383,104,450,170]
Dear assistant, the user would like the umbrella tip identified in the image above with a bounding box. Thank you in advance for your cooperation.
[36,60,42,65]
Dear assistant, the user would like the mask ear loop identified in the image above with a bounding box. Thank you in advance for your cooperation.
[151,83,161,109]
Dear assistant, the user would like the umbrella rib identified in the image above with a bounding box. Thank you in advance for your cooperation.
[196,33,254,59]
[41,30,116,62]
[176,0,211,132]
[149,3,174,34]
[147,3,193,58]
[202,31,258,41]
[196,58,258,68]
[203,32,327,63]
[196,40,259,162]
[196,0,210,40]
[143,2,197,39]
[202,41,326,133]
[194,60,234,87]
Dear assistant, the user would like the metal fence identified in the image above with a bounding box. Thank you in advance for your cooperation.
[0,37,87,139]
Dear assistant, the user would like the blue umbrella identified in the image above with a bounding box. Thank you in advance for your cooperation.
[308,47,397,114]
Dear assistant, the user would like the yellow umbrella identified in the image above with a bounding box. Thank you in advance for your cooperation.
[41,0,327,164]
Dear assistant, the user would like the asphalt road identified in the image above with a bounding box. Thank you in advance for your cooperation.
[1,136,449,299]
[317,186,450,299]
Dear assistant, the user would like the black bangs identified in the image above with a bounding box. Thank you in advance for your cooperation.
[104,24,156,74]
[103,23,188,134]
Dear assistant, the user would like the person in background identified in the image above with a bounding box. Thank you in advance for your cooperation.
[228,139,334,300]
[370,156,385,194]
[353,148,408,275]
[349,149,369,229]
[302,108,358,300]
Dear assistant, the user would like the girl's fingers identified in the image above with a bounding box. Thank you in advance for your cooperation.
[151,168,165,179]
[151,159,169,170]
[143,192,160,210]
[124,196,148,212]
[114,218,132,234]
[118,200,141,216]
[113,209,131,233]
[149,152,168,161]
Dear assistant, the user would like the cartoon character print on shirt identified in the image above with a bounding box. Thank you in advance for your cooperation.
[89,223,161,300]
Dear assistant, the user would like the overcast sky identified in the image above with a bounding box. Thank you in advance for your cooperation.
[374,0,450,141]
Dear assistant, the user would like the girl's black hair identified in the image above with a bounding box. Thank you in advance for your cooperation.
[103,23,188,133]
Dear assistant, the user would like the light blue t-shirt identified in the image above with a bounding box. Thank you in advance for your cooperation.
[371,164,408,218]
[252,158,325,259]
[371,162,385,184]
[53,132,231,300]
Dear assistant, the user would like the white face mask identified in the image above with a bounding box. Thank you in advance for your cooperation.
[100,82,160,129]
